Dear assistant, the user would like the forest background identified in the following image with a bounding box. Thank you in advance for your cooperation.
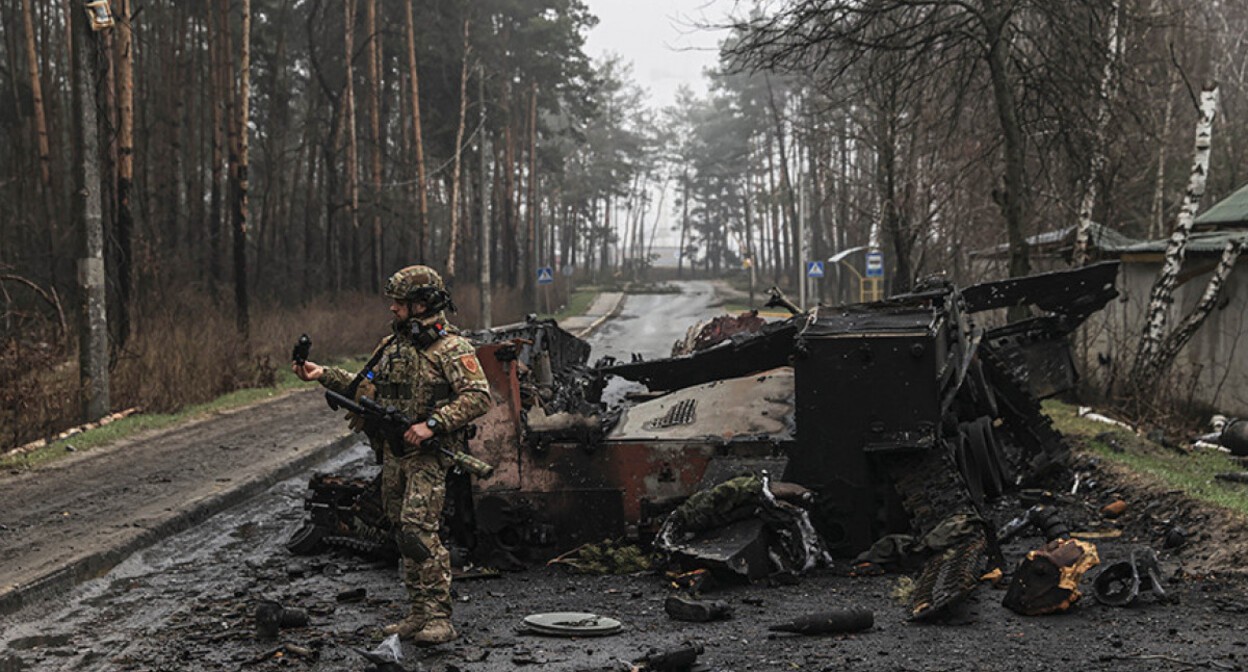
[1,0,1244,448]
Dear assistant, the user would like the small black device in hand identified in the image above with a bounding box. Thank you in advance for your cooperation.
[292,334,312,365]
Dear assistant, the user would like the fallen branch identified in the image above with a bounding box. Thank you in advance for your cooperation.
[0,273,67,342]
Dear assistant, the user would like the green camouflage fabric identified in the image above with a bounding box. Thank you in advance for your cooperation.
[320,312,490,624]
[384,265,444,301]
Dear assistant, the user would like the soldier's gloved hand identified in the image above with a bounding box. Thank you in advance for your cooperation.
[346,411,366,433]
[403,422,434,448]
[292,361,323,381]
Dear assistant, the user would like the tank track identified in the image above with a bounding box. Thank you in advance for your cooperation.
[883,441,988,620]
[978,341,1070,482]
[909,530,987,620]
[323,534,394,558]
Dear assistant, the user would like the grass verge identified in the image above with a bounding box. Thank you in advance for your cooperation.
[1,357,367,472]
[536,289,598,322]
[1044,400,1248,515]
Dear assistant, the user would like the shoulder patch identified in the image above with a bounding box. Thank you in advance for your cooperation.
[458,353,480,375]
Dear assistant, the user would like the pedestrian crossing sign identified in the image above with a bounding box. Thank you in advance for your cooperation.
[806,261,825,278]
[537,266,554,285]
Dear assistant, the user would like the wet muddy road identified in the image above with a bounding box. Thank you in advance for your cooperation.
[4,442,1248,672]
[4,283,1248,671]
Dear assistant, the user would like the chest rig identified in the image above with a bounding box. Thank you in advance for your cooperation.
[354,320,453,419]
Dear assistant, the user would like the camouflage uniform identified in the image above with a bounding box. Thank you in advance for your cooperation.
[319,267,490,641]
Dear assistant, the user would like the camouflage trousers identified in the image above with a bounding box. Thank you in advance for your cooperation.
[381,448,452,624]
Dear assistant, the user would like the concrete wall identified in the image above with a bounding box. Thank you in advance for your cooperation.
[1081,258,1248,417]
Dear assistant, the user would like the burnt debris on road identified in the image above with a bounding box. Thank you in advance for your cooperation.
[289,264,1148,619]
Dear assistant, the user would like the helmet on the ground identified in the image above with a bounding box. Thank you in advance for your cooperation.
[385,265,455,313]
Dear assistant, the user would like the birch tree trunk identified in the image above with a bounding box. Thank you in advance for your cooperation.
[444,19,471,282]
[1073,0,1121,267]
[525,81,538,308]
[1146,240,1245,381]
[404,0,429,260]
[1130,85,1219,388]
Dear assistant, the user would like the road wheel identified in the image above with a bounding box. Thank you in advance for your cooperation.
[286,523,327,556]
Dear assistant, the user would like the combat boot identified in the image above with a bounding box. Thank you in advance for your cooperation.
[410,619,457,645]
[381,613,426,638]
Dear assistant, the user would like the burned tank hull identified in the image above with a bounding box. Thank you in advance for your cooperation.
[294,264,1120,573]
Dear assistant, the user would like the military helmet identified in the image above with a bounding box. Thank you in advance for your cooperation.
[385,265,455,314]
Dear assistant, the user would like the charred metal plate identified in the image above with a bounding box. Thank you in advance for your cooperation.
[960,261,1119,318]
[696,457,789,490]
[669,517,771,581]
[609,368,794,442]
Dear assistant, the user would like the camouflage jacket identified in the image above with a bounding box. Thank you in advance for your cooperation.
[320,313,491,445]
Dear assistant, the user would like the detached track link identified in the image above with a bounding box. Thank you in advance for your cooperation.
[978,342,1070,481]
[885,444,986,620]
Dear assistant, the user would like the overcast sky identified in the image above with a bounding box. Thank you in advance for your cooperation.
[581,0,736,112]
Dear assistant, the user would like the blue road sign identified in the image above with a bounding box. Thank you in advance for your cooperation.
[865,252,884,278]
[806,261,825,278]
[537,266,555,285]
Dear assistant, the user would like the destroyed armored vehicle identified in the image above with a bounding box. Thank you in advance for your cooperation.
[292,263,1121,596]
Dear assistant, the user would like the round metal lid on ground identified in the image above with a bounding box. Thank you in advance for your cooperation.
[521,612,623,636]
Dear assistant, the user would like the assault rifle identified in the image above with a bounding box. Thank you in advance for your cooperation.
[324,389,494,479]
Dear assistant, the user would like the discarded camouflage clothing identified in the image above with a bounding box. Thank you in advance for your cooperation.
[320,311,490,628]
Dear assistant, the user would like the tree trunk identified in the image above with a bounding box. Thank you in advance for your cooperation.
[231,0,251,338]
[984,5,1030,287]
[20,0,52,187]
[1150,66,1179,240]
[342,0,360,290]
[113,0,135,350]
[525,82,537,308]
[1073,0,1121,267]
[403,0,429,260]
[73,0,110,421]
[1146,240,1245,381]
[477,64,491,328]
[208,0,225,293]
[1131,85,1219,389]
[366,0,382,291]
[445,18,471,283]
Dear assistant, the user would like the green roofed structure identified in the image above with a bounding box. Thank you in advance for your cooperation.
[1194,182,1248,230]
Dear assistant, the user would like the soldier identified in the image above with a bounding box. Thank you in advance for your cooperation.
[293,265,491,644]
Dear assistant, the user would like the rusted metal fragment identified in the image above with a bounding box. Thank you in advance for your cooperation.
[769,609,874,635]
[1003,538,1100,615]
[671,311,768,357]
[600,318,800,393]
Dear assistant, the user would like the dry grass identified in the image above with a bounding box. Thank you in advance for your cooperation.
[1,292,382,451]
[1,280,585,452]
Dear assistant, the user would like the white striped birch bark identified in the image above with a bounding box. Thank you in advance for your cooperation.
[1131,85,1219,384]
[1145,238,1244,381]
[1073,0,1120,267]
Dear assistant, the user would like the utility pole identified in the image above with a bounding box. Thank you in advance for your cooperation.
[73,1,111,421]
[478,65,491,329]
